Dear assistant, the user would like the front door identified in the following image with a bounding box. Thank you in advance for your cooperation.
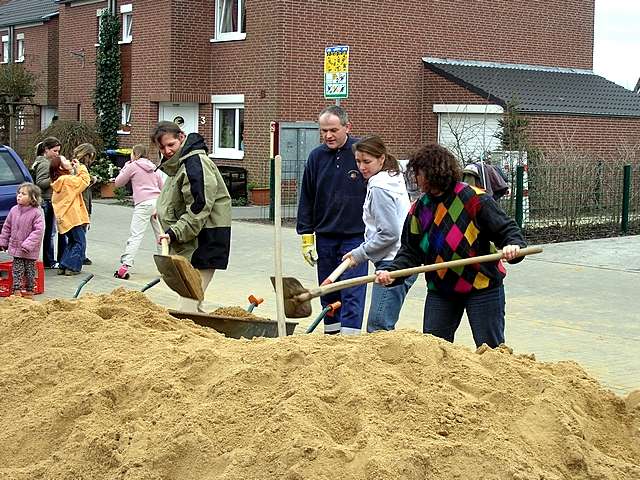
[158,103,198,135]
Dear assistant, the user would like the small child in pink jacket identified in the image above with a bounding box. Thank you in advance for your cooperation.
[113,144,164,279]
[0,183,45,298]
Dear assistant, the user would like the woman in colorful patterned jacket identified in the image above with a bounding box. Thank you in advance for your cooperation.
[375,143,526,348]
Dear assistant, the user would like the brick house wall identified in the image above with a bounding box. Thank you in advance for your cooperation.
[57,1,105,121]
[215,0,594,181]
[526,115,640,159]
[52,0,597,182]
[0,18,59,155]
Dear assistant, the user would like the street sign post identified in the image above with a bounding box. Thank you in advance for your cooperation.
[324,45,349,101]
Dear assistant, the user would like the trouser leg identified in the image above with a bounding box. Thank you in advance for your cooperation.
[121,200,155,267]
[11,257,26,292]
[423,290,465,343]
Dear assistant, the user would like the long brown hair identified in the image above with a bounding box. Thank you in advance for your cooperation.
[49,155,71,183]
[352,135,400,175]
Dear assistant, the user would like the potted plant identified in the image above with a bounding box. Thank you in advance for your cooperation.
[248,182,270,206]
[89,157,121,198]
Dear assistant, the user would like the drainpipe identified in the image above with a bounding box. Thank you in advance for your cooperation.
[7,25,14,63]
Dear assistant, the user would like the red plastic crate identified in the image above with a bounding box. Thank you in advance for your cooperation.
[0,260,45,296]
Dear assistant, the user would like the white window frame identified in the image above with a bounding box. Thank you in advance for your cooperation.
[95,8,106,46]
[120,4,133,44]
[212,0,246,42]
[1,35,8,64]
[16,33,24,62]
[118,103,131,135]
[211,94,244,159]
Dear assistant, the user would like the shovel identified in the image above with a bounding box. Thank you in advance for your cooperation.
[320,258,352,286]
[152,219,204,301]
[273,246,543,318]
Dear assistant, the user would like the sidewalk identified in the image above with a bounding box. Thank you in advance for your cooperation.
[26,202,640,395]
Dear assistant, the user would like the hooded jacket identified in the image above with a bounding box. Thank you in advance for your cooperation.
[0,204,45,260]
[51,164,91,234]
[114,157,164,205]
[156,133,231,270]
[32,156,53,201]
[351,170,411,264]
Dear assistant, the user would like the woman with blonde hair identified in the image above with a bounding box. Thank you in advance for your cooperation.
[72,143,98,265]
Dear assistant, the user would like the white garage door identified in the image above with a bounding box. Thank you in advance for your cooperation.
[435,105,503,164]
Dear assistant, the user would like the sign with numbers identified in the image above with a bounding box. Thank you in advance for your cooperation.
[324,45,349,99]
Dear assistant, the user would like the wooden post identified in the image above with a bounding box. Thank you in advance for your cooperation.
[273,154,287,337]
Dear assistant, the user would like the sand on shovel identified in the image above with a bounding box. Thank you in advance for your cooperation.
[0,288,638,480]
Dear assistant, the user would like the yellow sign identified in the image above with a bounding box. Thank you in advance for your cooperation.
[324,45,349,99]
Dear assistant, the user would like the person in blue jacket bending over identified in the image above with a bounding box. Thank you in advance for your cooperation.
[296,105,368,335]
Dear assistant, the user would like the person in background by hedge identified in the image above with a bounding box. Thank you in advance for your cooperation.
[375,143,526,348]
[50,155,90,275]
[72,143,98,266]
[0,183,45,299]
[113,144,164,279]
[31,137,67,268]
[152,121,232,312]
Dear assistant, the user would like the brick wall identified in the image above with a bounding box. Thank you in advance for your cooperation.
[128,0,172,152]
[51,0,596,182]
[58,1,106,121]
[47,17,59,107]
[11,23,51,106]
[219,0,594,182]
[527,115,640,160]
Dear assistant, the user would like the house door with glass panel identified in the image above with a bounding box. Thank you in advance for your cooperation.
[158,103,198,135]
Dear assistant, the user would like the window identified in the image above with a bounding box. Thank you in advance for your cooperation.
[120,4,132,43]
[119,103,131,134]
[214,0,246,41]
[0,151,27,185]
[96,8,105,44]
[1,36,8,63]
[16,33,24,62]
[212,95,244,159]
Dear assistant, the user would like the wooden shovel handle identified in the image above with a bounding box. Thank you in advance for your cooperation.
[153,216,170,256]
[320,258,352,286]
[300,246,543,301]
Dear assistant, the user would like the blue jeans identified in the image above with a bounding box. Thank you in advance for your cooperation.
[423,285,506,348]
[316,234,368,334]
[367,260,417,332]
[60,225,87,273]
[42,200,67,267]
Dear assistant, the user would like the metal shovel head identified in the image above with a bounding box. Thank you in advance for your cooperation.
[270,276,313,319]
[154,254,198,300]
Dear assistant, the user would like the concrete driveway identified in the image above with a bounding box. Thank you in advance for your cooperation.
[18,201,640,395]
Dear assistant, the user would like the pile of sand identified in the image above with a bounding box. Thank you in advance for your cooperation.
[0,289,638,480]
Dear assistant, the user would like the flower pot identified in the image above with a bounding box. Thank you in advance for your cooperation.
[100,181,117,199]
[249,187,270,206]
